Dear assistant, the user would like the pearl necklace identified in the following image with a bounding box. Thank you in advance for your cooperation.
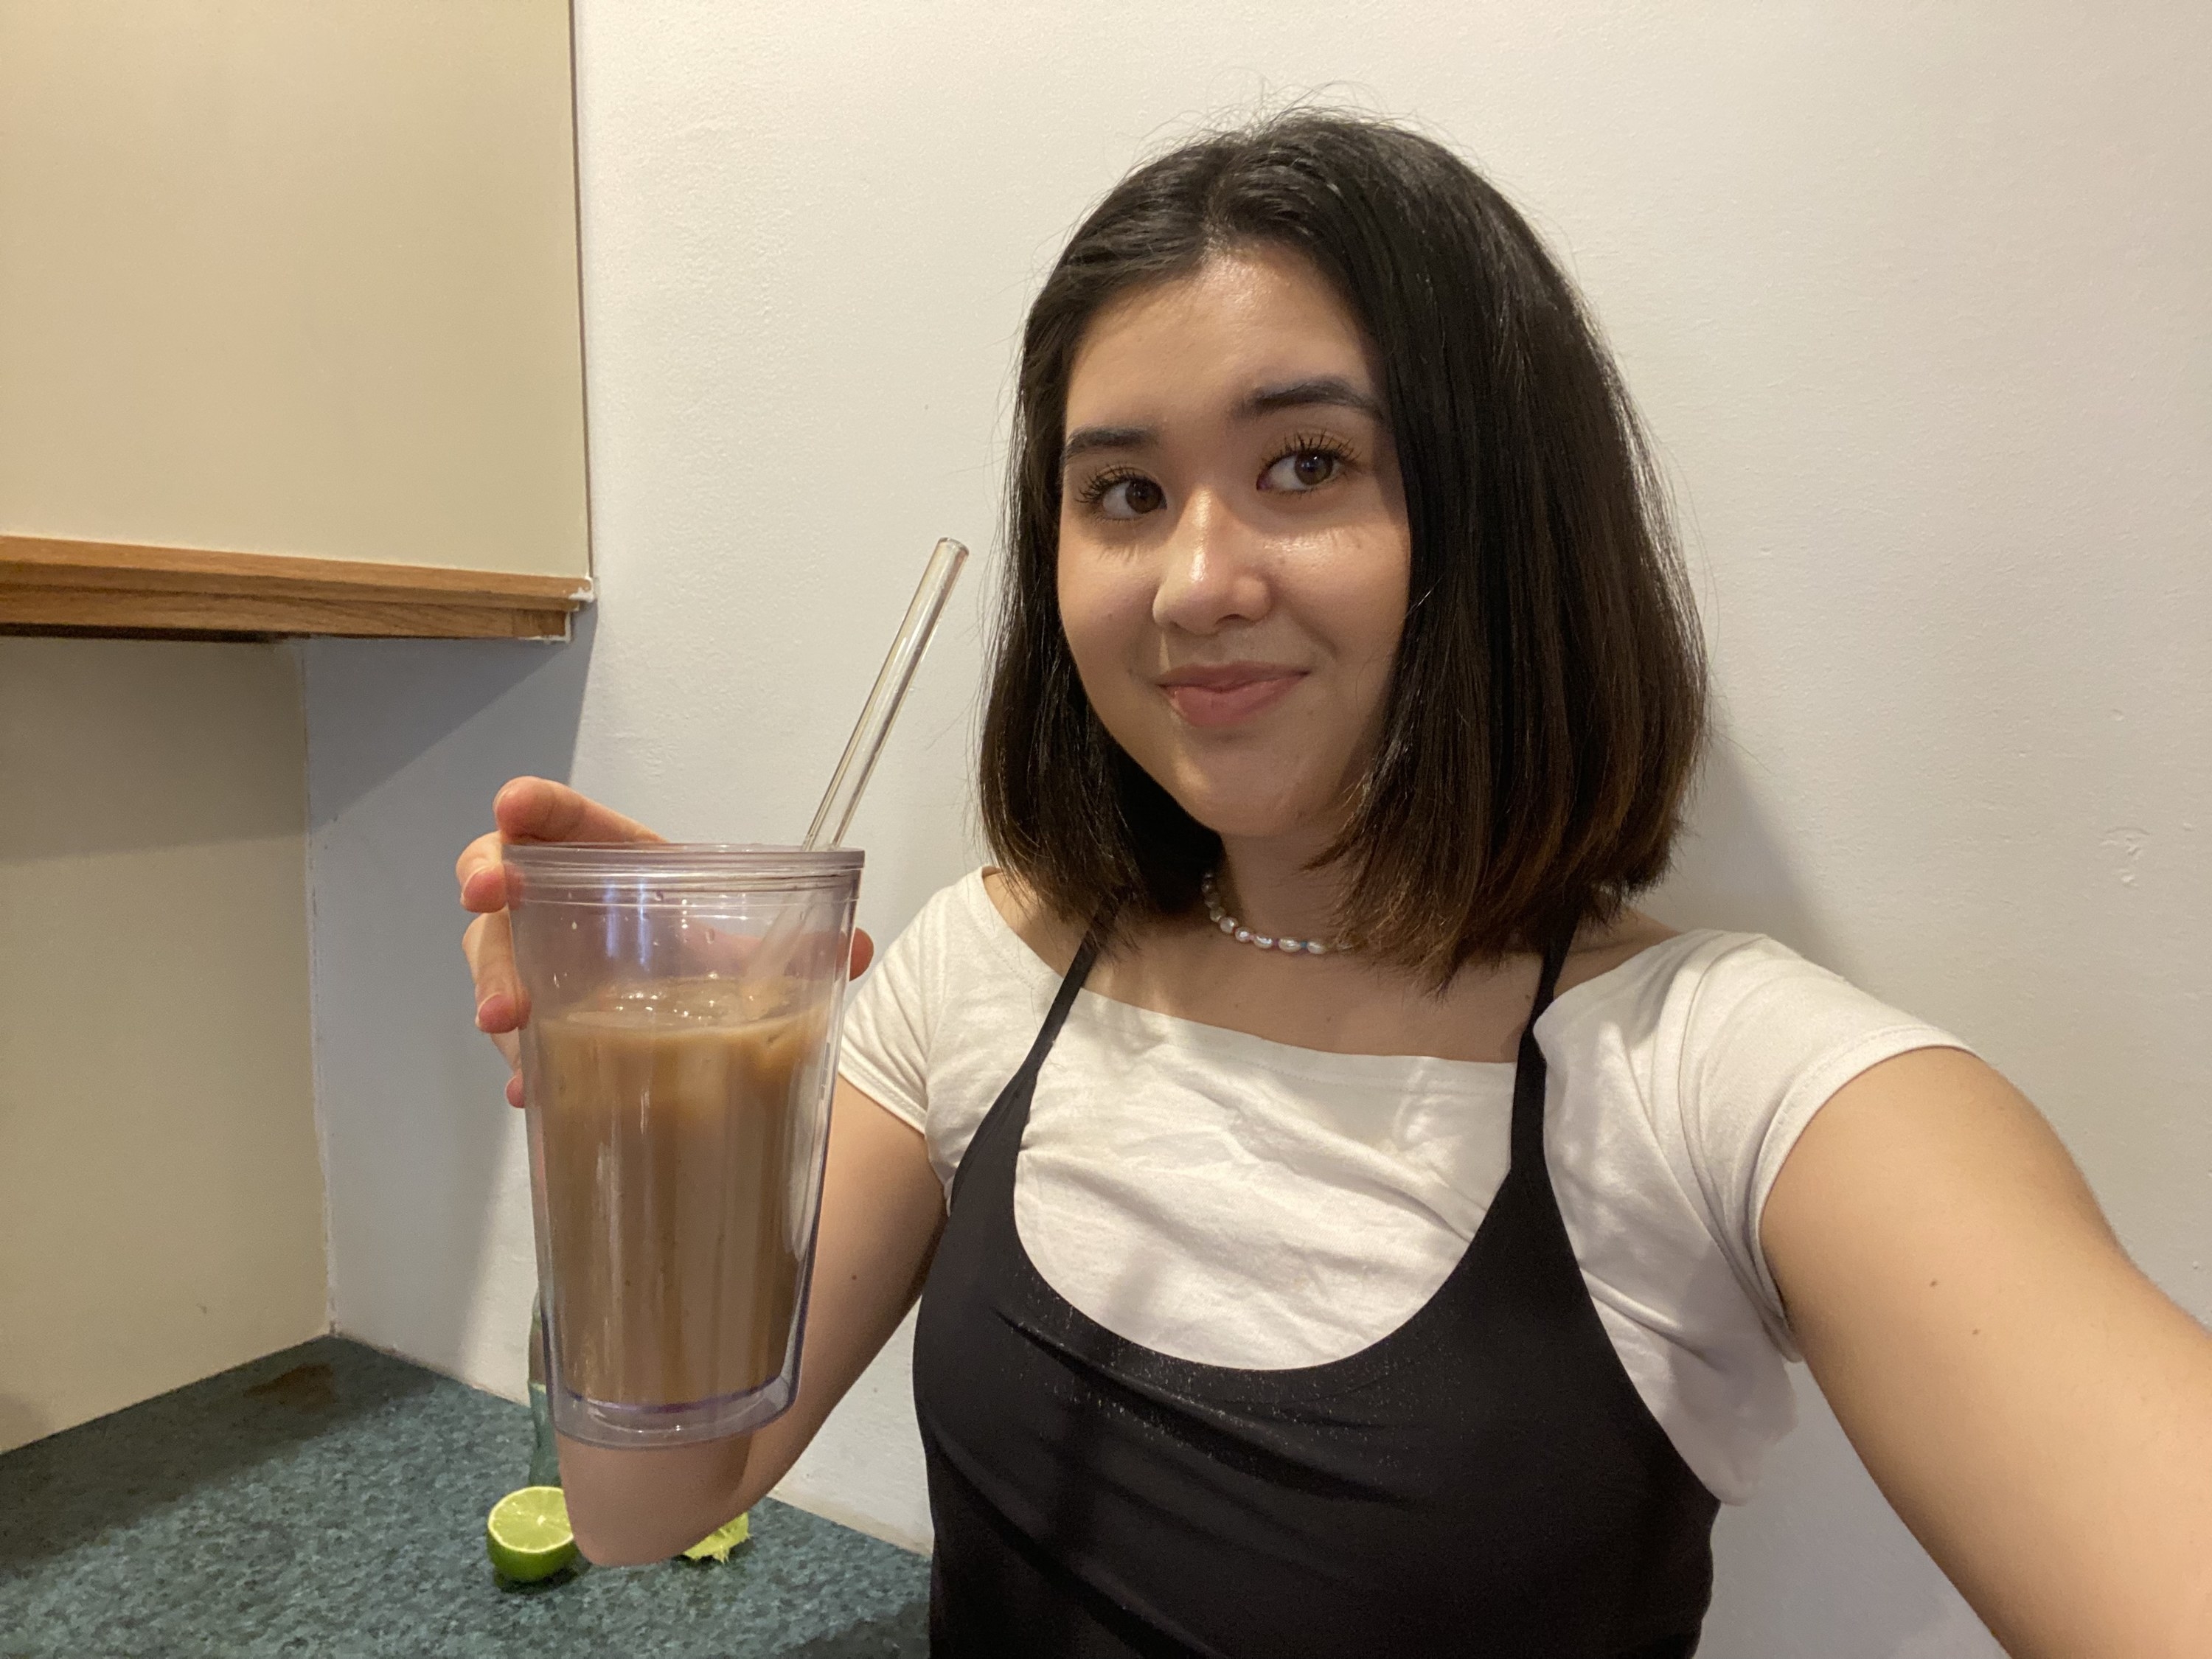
[1200,871,1346,956]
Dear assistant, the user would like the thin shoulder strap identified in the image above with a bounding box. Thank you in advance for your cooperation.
[943,932,1102,1213]
[1010,933,1101,1083]
[1509,927,1576,1170]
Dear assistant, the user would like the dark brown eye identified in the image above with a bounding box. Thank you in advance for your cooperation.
[1093,474,1165,518]
[1262,449,1342,493]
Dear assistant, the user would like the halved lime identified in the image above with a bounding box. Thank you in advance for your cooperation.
[487,1486,578,1582]
[681,1510,751,1562]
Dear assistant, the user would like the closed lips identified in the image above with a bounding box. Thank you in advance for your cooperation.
[1157,664,1307,726]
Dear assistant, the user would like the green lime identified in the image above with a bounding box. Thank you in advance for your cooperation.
[487,1486,578,1582]
[681,1511,751,1562]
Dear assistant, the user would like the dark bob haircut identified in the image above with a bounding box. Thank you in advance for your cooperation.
[979,110,1707,980]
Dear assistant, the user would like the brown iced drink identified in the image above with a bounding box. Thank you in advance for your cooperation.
[528,978,830,1409]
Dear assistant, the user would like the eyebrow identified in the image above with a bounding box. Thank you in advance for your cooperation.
[1238,375,1383,420]
[1060,423,1155,463]
[1060,375,1384,465]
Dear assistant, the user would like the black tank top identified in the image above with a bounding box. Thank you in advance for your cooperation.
[911,931,1719,1657]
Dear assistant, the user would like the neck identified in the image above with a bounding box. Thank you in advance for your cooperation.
[1215,832,1351,945]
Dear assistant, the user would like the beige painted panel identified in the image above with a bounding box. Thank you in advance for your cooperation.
[0,1,589,577]
[0,638,326,1452]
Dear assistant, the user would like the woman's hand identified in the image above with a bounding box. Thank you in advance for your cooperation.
[454,776,877,1105]
[456,777,666,1107]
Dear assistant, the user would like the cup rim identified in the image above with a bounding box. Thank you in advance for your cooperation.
[504,841,863,895]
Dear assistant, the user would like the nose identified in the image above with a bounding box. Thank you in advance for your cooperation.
[1151,488,1272,636]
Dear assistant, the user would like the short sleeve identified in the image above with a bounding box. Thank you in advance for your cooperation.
[1666,938,1973,1354]
[836,894,946,1134]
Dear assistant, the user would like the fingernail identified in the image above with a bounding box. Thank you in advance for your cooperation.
[476,996,498,1030]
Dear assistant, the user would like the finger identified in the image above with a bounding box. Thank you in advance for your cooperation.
[464,911,531,1034]
[476,989,529,1036]
[849,928,874,979]
[459,861,509,914]
[456,832,510,913]
[507,1073,526,1110]
[493,777,664,847]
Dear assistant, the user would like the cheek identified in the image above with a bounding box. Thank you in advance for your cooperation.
[1306,532,1411,681]
[1055,539,1153,686]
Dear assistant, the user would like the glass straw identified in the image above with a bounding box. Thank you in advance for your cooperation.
[739,538,967,1016]
[804,537,970,849]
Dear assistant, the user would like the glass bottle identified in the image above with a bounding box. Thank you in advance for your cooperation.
[527,1293,561,1488]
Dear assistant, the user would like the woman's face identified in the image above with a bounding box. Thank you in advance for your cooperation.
[1057,247,1412,844]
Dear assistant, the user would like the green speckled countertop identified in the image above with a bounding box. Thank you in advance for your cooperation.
[0,1337,928,1658]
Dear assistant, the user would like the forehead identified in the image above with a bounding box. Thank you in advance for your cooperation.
[1065,248,1376,420]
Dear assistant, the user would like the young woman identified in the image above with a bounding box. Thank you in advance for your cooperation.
[456,114,2212,1657]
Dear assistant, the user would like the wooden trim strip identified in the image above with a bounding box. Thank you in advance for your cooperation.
[0,535,592,640]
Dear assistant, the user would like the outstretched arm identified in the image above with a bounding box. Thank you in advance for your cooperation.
[1764,1047,2212,1659]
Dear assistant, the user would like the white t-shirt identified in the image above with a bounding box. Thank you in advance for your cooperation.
[838,872,1968,1504]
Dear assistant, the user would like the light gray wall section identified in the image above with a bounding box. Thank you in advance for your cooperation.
[303,1,2210,1647]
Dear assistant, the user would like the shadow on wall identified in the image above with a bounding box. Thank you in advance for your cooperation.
[307,607,598,827]
[1646,732,1837,967]
[302,610,597,1389]
[0,636,306,860]
[1705,1376,2001,1659]
[0,1393,48,1454]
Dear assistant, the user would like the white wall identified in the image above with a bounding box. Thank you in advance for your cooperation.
[303,1,2210,1646]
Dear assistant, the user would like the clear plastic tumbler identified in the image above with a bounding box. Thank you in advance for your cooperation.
[504,844,862,1450]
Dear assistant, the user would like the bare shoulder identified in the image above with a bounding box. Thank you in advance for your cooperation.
[978,866,1090,975]
[1557,905,1680,997]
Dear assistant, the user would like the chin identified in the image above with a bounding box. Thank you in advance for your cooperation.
[1161,768,1332,842]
